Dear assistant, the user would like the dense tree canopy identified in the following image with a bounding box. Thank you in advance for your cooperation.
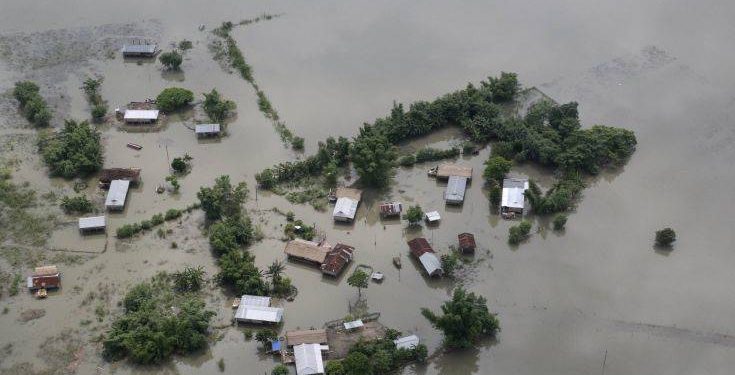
[483,156,512,184]
[156,87,194,112]
[13,81,51,127]
[159,50,183,70]
[655,227,676,247]
[197,175,249,221]
[421,287,499,348]
[39,119,103,178]
[203,89,236,123]
[350,125,397,187]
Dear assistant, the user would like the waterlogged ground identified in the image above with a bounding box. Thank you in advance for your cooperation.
[1,1,735,374]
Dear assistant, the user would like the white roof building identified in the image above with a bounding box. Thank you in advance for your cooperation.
[501,178,530,213]
[418,253,443,277]
[333,197,358,222]
[195,123,221,136]
[343,319,364,330]
[234,295,283,324]
[393,335,420,350]
[293,343,325,375]
[105,180,130,211]
[425,211,441,223]
[444,175,468,204]
[123,109,159,123]
[78,216,106,231]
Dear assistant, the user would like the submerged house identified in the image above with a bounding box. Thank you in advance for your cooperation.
[99,168,141,187]
[444,175,468,204]
[286,329,328,347]
[121,42,158,57]
[320,243,354,277]
[407,238,443,277]
[501,178,530,214]
[78,216,106,233]
[123,109,160,124]
[393,335,420,350]
[105,180,130,211]
[379,202,402,218]
[285,239,330,265]
[332,187,362,222]
[27,265,61,290]
[234,295,283,324]
[434,163,472,180]
[458,233,476,254]
[195,123,221,137]
[293,343,327,375]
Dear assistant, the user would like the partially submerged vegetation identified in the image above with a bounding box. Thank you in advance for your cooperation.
[102,271,215,364]
[421,287,499,349]
[327,328,427,374]
[508,220,532,245]
[655,227,676,247]
[38,119,103,178]
[82,77,108,122]
[13,81,51,127]
[398,146,460,167]
[159,50,183,70]
[203,89,236,123]
[156,87,194,112]
[60,195,94,214]
[116,204,199,238]
[0,165,52,247]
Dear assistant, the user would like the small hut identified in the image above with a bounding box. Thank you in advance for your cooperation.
[286,329,328,347]
[407,238,443,277]
[123,109,159,124]
[379,202,402,218]
[501,178,530,215]
[27,265,61,290]
[458,233,476,254]
[332,187,362,222]
[79,216,106,233]
[434,163,472,179]
[99,168,141,187]
[234,295,283,324]
[195,123,221,137]
[121,42,158,57]
[105,180,130,211]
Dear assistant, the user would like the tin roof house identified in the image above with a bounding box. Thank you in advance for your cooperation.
[379,202,402,218]
[293,343,327,375]
[458,233,476,254]
[501,178,530,214]
[332,187,362,222]
[444,175,468,204]
[121,42,158,57]
[285,239,330,265]
[434,163,472,179]
[320,243,354,277]
[27,265,61,290]
[79,216,106,233]
[234,295,283,324]
[195,123,221,137]
[407,238,443,277]
[123,109,159,124]
[105,180,130,211]
[393,335,420,350]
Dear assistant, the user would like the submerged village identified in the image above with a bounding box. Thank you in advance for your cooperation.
[5,4,726,375]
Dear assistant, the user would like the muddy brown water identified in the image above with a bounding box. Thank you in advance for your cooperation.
[2,1,735,374]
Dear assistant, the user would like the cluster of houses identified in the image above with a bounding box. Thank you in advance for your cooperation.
[77,168,142,235]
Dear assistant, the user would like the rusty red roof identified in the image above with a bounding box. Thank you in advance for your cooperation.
[458,233,476,250]
[407,238,433,258]
[320,243,354,276]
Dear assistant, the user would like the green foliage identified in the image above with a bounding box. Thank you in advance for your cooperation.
[284,219,316,241]
[197,175,249,221]
[209,216,254,256]
[60,195,94,214]
[178,40,193,50]
[216,250,267,295]
[489,181,502,207]
[159,50,183,70]
[165,208,182,220]
[271,364,289,375]
[397,147,460,167]
[552,214,568,231]
[483,156,512,184]
[421,287,499,348]
[292,136,305,150]
[350,125,397,187]
[14,81,51,127]
[402,205,424,226]
[102,273,215,364]
[342,333,427,374]
[524,176,584,214]
[325,360,345,375]
[116,223,140,238]
[172,266,205,292]
[256,136,351,188]
[508,220,532,245]
[342,352,371,375]
[39,120,102,178]
[324,162,339,188]
[165,175,180,192]
[398,154,416,167]
[91,104,107,120]
[115,207,191,238]
[655,227,676,247]
[156,87,194,112]
[440,251,460,278]
[82,77,108,121]
[347,269,369,297]
[171,156,190,173]
[484,71,519,102]
[203,89,236,123]
[255,328,277,348]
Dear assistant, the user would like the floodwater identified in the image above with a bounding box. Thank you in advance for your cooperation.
[1,0,735,374]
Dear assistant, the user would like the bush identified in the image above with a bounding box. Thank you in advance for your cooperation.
[271,364,289,375]
[156,87,194,112]
[60,195,94,213]
[165,209,182,221]
[116,224,140,238]
[209,217,254,256]
[178,40,193,50]
[398,154,416,167]
[159,50,183,70]
[40,120,103,178]
[14,81,51,127]
[402,205,423,226]
[171,157,188,173]
[655,228,676,247]
[173,266,205,292]
[203,89,236,123]
[325,360,345,375]
[552,214,568,231]
[441,251,460,278]
[151,213,165,225]
[489,181,502,207]
[140,220,152,230]
[197,176,248,221]
[291,136,305,150]
[91,104,107,120]
[508,220,532,245]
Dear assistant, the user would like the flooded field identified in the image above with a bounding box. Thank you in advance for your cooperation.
[2,0,735,374]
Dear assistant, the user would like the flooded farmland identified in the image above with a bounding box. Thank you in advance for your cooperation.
[2,0,735,374]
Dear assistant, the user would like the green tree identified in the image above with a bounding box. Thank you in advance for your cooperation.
[271,364,289,375]
[255,328,277,349]
[203,89,236,123]
[39,119,103,178]
[60,195,94,214]
[342,352,371,375]
[508,220,532,245]
[159,50,183,70]
[485,71,519,102]
[440,252,460,278]
[325,360,345,375]
[483,156,512,184]
[171,157,188,173]
[489,181,502,207]
[347,269,369,298]
[13,81,40,106]
[172,266,205,292]
[552,214,568,231]
[324,162,338,188]
[255,169,277,189]
[292,136,305,150]
[350,125,397,187]
[165,175,180,192]
[14,81,51,127]
[421,287,499,349]
[402,205,424,226]
[655,227,676,247]
[197,175,249,221]
[156,87,194,112]
[216,250,267,295]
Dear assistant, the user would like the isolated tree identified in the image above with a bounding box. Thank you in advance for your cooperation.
[156,87,194,112]
[402,205,424,226]
[508,220,532,245]
[483,156,512,184]
[552,214,568,231]
[197,175,249,221]
[171,157,188,173]
[655,227,676,247]
[421,287,499,349]
[172,266,205,292]
[159,50,183,70]
[165,175,180,192]
[203,89,236,123]
[40,119,102,178]
[350,125,397,187]
[347,269,369,298]
[489,181,502,207]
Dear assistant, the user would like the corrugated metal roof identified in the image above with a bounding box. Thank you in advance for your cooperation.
[79,216,106,230]
[241,295,271,307]
[501,178,529,210]
[121,44,157,54]
[124,109,159,121]
[444,175,468,203]
[333,197,358,221]
[234,305,283,323]
[394,335,420,350]
[293,343,324,375]
[343,320,364,330]
[425,211,441,222]
[379,202,402,216]
[105,180,130,209]
[419,253,443,276]
[195,123,220,134]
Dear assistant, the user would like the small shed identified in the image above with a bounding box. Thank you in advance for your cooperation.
[293,343,325,375]
[393,335,420,350]
[458,233,476,254]
[333,188,362,222]
[501,178,530,214]
[79,216,106,233]
[425,211,441,223]
[444,175,468,204]
[285,239,330,265]
[99,168,141,187]
[379,202,402,217]
[27,265,61,290]
[123,109,160,124]
[195,123,221,137]
[435,163,472,179]
[121,43,157,57]
[286,329,328,347]
[320,243,354,277]
[343,319,364,331]
[105,180,130,211]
